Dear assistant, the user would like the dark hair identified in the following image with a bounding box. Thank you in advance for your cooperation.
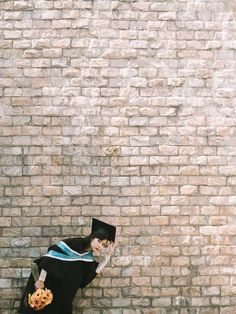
[80,229,109,252]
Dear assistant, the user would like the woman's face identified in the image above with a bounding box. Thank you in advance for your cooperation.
[90,238,109,253]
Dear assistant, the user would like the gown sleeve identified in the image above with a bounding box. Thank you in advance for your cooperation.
[78,259,99,288]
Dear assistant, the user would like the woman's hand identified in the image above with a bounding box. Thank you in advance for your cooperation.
[35,280,45,290]
[107,242,117,256]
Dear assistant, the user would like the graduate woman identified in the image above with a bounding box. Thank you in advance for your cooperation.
[19,218,117,314]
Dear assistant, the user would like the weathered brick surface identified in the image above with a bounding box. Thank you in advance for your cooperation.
[1,0,236,313]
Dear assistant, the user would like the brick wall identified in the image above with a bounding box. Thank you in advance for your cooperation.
[1,0,236,313]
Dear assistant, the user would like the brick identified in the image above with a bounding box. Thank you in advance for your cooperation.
[0,279,11,288]
[180,185,198,195]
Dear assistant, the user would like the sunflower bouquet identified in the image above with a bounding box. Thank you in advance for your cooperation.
[28,288,53,310]
[27,262,53,310]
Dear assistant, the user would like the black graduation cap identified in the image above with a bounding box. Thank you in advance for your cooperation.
[92,218,116,242]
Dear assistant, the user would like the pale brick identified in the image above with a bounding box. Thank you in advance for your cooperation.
[180,185,198,195]
[129,117,148,126]
[130,156,149,165]
[42,186,62,196]
[42,10,60,19]
[0,279,11,288]
[130,78,147,88]
[52,20,71,29]
[159,12,177,21]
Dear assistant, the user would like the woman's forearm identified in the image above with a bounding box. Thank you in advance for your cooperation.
[35,269,47,289]
[39,269,47,282]
[96,255,111,274]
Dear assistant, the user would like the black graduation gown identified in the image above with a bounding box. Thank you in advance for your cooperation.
[19,238,98,314]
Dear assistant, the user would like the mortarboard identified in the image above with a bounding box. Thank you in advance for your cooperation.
[92,218,116,242]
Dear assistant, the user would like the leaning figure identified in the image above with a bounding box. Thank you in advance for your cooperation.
[19,218,117,314]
